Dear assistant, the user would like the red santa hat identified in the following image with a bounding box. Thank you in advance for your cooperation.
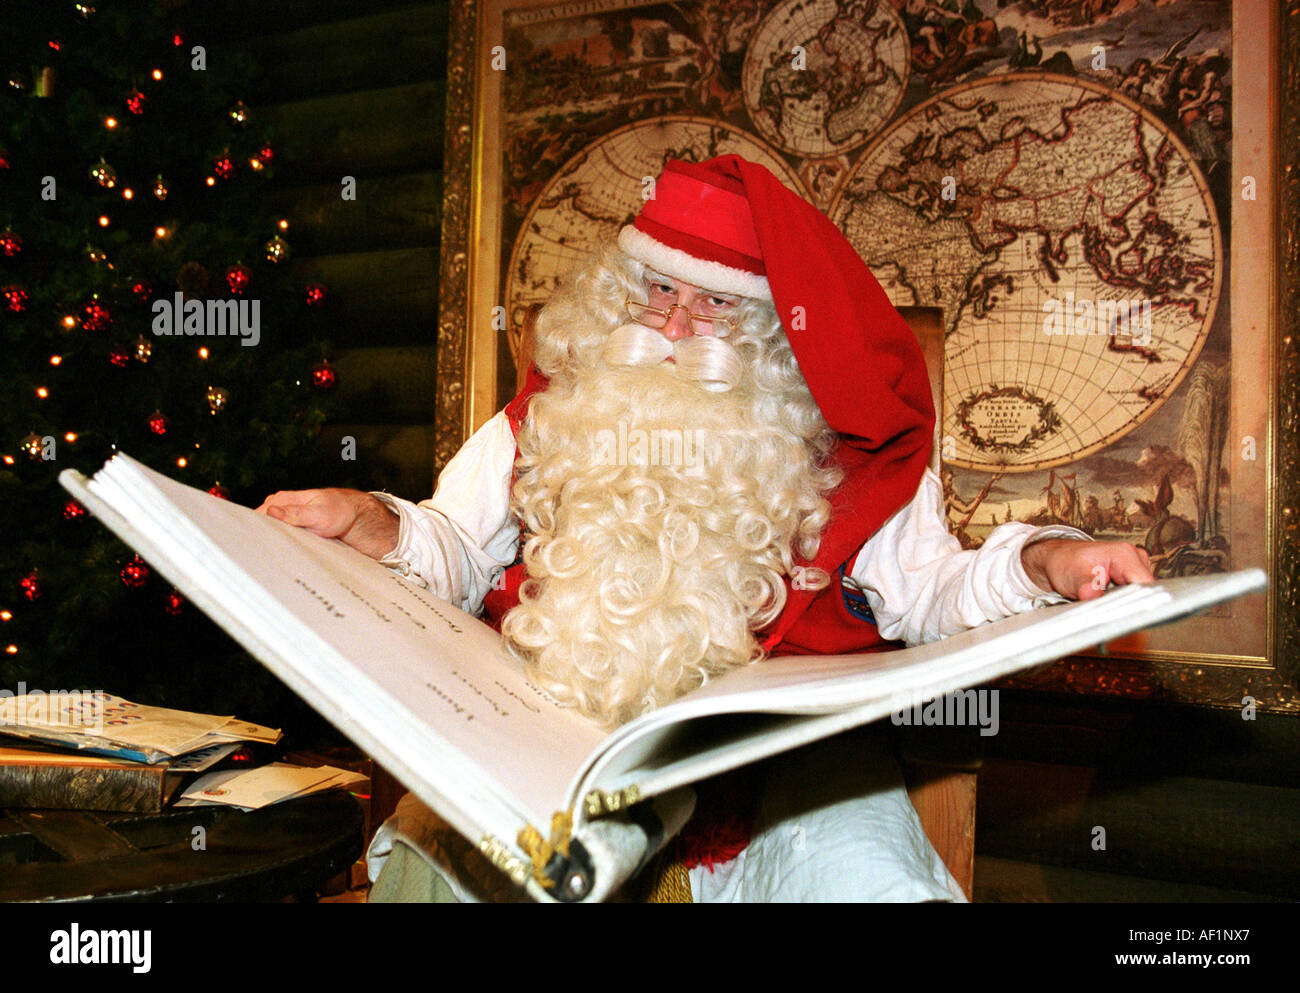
[620,154,937,648]
[618,160,772,300]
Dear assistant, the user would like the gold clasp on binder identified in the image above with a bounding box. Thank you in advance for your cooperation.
[582,784,642,818]
[478,835,529,886]
[516,810,594,901]
[517,810,572,889]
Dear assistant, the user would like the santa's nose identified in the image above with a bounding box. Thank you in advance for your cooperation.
[660,303,695,341]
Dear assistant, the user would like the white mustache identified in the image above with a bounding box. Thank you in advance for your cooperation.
[602,324,743,393]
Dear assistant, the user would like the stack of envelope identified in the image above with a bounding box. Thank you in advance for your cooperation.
[0,692,280,765]
[175,762,368,810]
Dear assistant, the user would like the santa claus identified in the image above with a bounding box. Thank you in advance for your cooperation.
[259,155,1153,900]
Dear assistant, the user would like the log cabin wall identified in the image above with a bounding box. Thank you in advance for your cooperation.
[211,1,449,499]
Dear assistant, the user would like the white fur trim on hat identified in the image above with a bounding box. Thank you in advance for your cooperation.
[619,226,772,300]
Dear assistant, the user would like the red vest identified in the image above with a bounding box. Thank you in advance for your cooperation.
[480,367,903,657]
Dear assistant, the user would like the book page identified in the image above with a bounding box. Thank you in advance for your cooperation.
[77,456,605,835]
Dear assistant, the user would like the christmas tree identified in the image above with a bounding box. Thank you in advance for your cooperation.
[1,1,354,724]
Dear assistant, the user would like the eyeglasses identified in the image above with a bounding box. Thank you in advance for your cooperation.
[625,296,738,337]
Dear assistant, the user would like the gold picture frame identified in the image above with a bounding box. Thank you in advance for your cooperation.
[437,0,1297,710]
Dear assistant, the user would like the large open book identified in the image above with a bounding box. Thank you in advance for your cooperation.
[61,454,1266,901]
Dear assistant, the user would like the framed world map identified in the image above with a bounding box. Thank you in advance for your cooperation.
[438,0,1296,709]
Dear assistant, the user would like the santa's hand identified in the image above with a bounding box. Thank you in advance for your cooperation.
[1020,538,1154,601]
[256,488,398,559]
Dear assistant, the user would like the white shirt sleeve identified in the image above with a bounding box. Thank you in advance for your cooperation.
[367,412,520,615]
[848,465,1094,646]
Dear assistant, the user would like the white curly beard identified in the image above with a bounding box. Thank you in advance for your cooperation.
[501,321,836,728]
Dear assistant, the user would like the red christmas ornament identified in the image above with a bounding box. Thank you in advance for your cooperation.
[19,572,40,602]
[131,279,153,303]
[256,144,274,164]
[0,149,10,171]
[172,32,184,47]
[207,484,231,500]
[80,298,111,331]
[164,589,184,615]
[211,153,237,180]
[3,285,29,313]
[125,90,146,114]
[225,263,251,295]
[147,411,169,436]
[62,500,86,520]
[120,556,149,588]
[48,39,61,51]
[0,230,21,257]
[304,283,327,307]
[108,347,131,367]
[310,360,337,392]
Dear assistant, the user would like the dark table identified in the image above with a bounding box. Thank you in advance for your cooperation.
[0,792,363,902]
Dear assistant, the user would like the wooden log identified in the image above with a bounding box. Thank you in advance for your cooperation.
[288,247,439,347]
[331,346,438,423]
[194,0,437,40]
[244,8,449,102]
[257,83,446,181]
[318,424,437,496]
[265,172,443,256]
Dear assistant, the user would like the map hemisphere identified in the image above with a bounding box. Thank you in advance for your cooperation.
[830,72,1221,473]
[741,0,910,158]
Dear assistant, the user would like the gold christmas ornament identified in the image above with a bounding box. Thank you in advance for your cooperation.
[90,158,116,188]
[206,385,229,414]
[263,235,290,264]
[153,174,168,200]
[135,335,152,363]
[20,433,44,459]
